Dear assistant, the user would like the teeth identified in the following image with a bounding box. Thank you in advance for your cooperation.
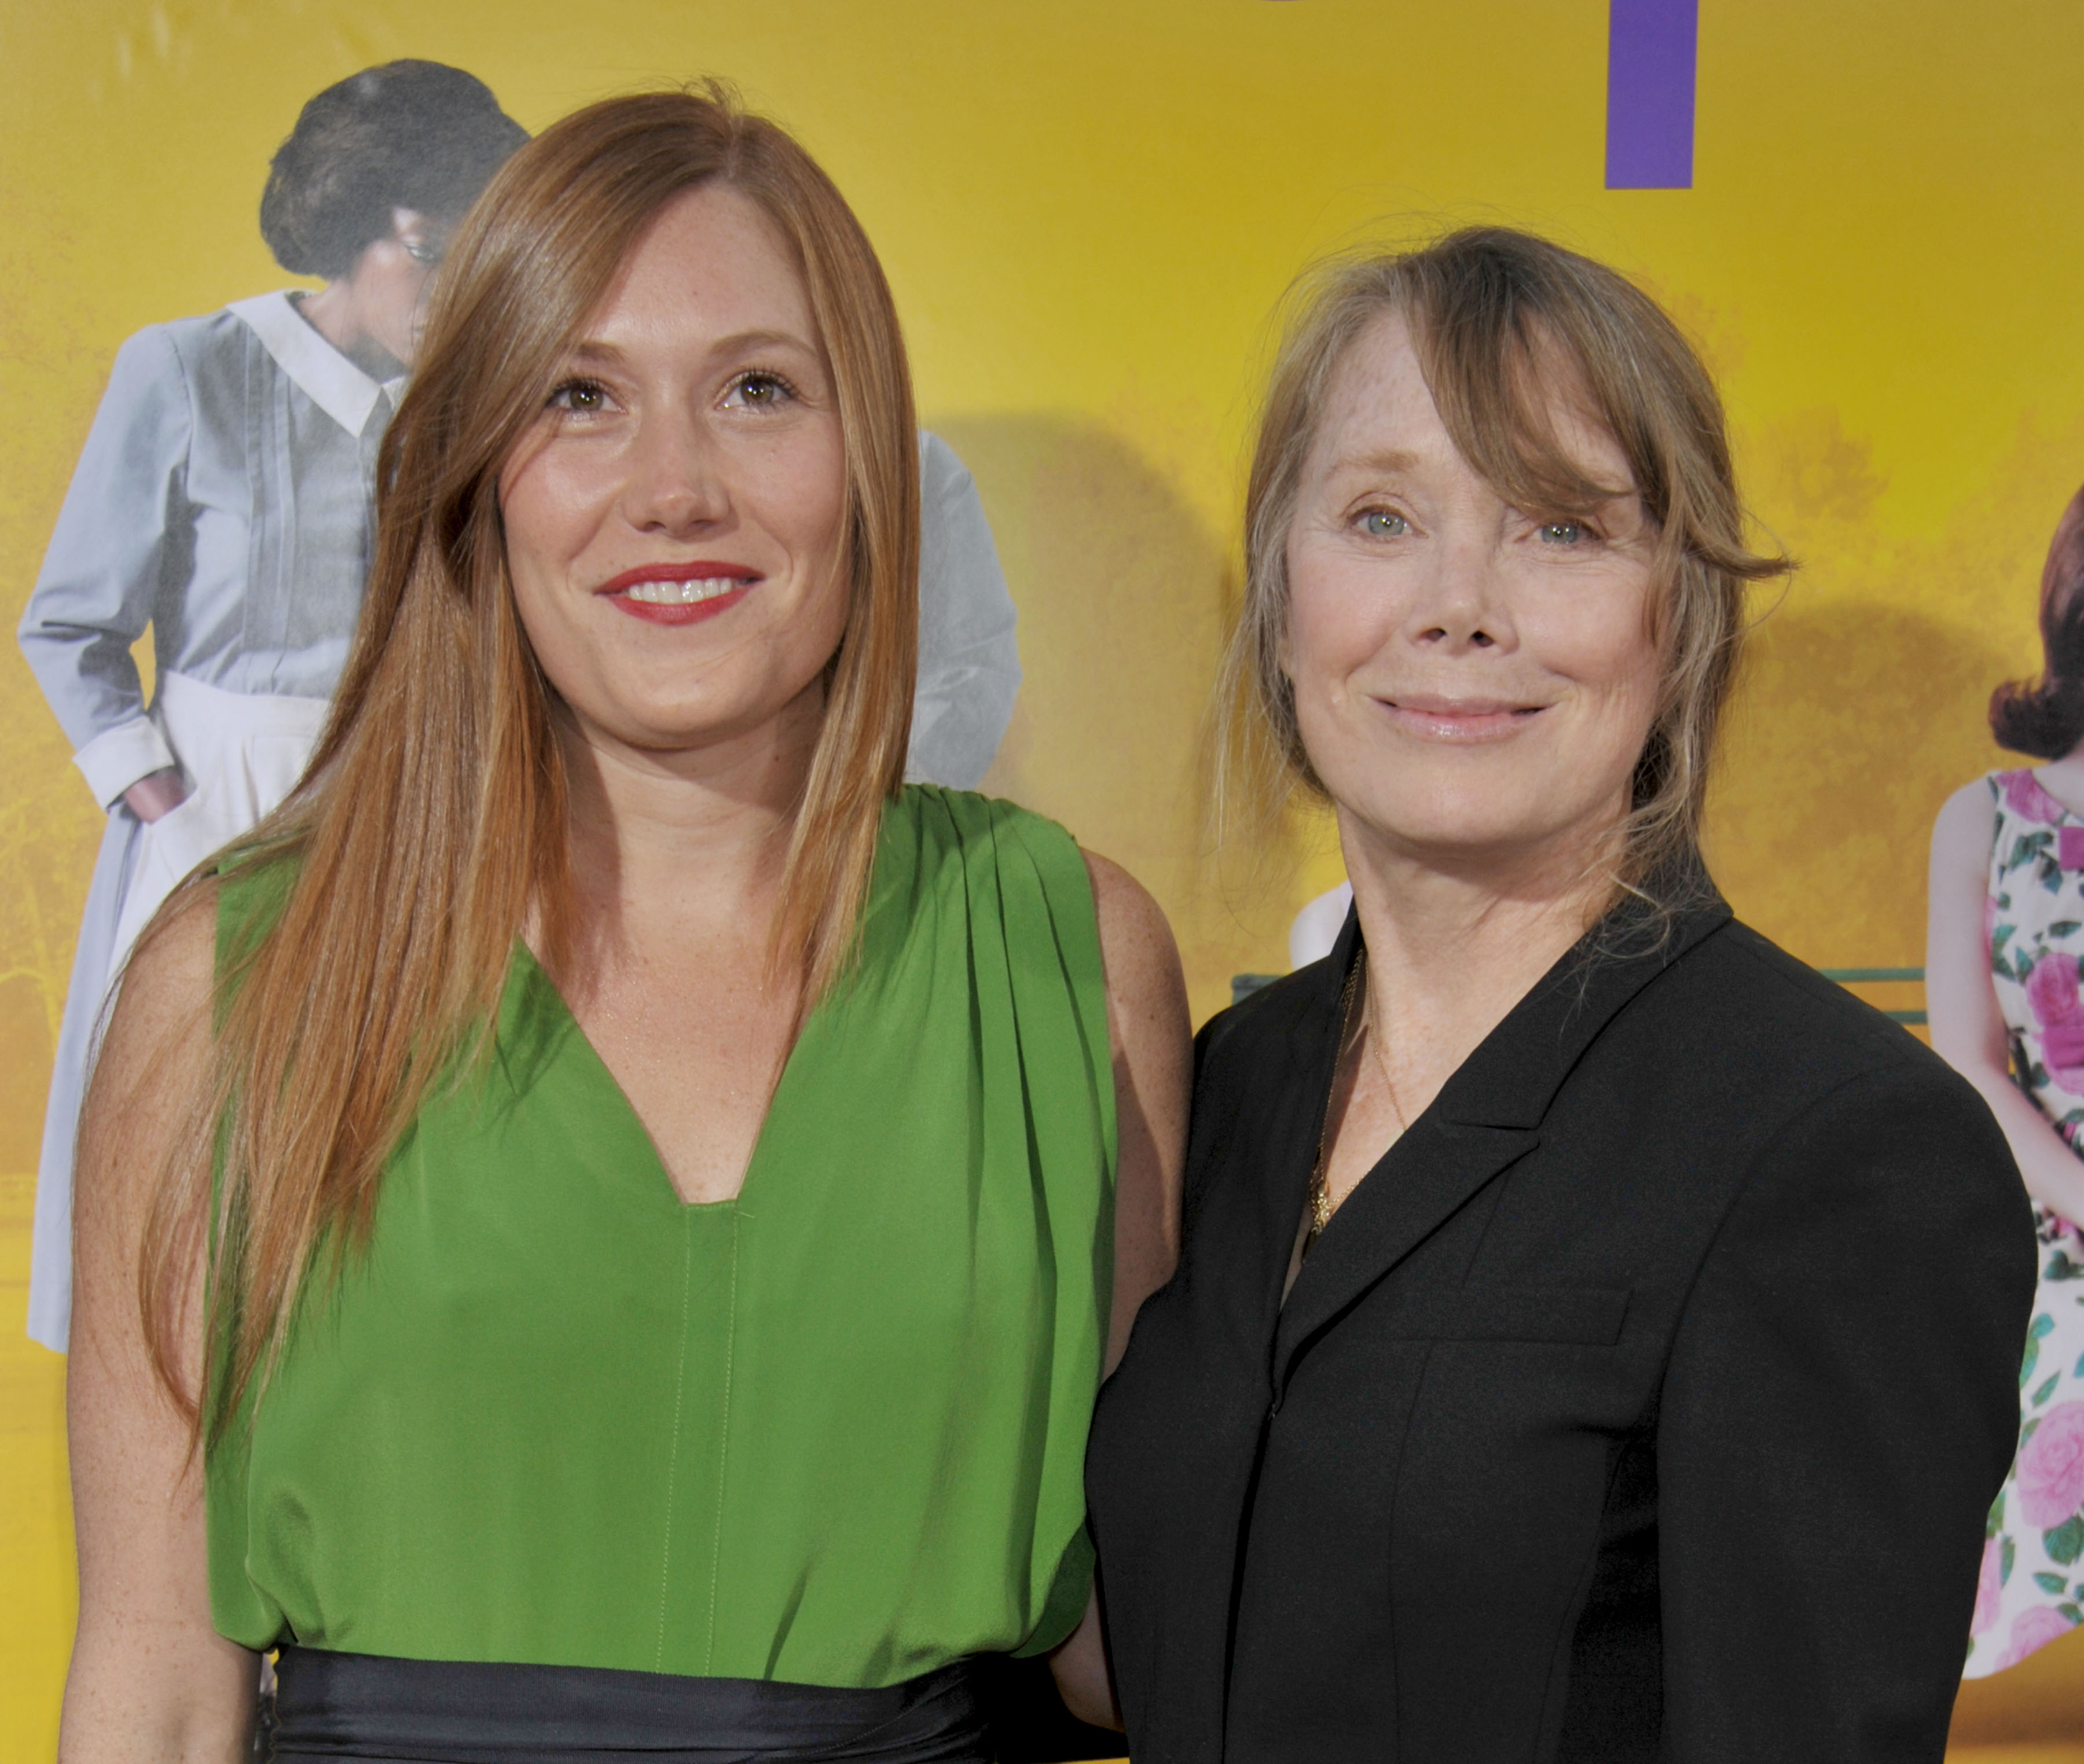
[625,578,747,605]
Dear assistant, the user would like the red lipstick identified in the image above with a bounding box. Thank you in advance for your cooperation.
[596,561,761,627]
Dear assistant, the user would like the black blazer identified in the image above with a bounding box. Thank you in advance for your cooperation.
[1086,891,2036,1763]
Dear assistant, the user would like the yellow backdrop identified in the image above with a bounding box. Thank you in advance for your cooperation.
[7,1,2083,1753]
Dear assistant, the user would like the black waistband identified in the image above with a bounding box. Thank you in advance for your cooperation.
[267,1647,993,1763]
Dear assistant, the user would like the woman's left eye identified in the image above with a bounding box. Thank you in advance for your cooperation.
[1538,520,1588,545]
[724,372,795,410]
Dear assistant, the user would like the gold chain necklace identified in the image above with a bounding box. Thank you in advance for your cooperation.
[1307,947,1412,1245]
[1308,951,1364,1244]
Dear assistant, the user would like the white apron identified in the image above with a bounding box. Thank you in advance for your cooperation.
[25,671,326,1351]
[105,671,330,973]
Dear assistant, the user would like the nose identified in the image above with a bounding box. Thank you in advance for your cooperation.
[619,405,731,538]
[1404,523,1515,653]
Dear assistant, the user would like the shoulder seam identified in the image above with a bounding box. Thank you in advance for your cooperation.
[1713,928,1924,1079]
[142,323,199,502]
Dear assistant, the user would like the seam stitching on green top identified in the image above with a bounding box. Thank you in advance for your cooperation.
[705,1218,740,1674]
[654,1222,694,1671]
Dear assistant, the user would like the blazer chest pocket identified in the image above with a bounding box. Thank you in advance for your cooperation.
[1376,1284,1632,1347]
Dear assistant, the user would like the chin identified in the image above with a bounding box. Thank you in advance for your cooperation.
[1341,788,1591,863]
[620,693,818,756]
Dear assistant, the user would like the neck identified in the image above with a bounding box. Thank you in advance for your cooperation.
[1340,807,1624,1085]
[295,282,403,381]
[552,685,827,982]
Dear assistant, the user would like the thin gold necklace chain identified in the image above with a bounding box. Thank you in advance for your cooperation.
[1307,947,1415,1244]
[1306,957,1360,1242]
[1365,969,1412,1137]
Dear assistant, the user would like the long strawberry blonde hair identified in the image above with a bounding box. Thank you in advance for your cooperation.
[137,85,920,1435]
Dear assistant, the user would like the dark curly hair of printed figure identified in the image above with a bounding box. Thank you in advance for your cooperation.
[1992,483,2084,758]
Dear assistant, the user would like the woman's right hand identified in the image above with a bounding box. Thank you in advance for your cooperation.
[123,767,189,824]
[60,883,258,1763]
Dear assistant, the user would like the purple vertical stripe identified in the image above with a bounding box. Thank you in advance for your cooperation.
[1605,0,1698,189]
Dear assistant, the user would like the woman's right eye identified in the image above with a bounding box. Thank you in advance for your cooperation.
[547,378,611,413]
[1360,509,1410,538]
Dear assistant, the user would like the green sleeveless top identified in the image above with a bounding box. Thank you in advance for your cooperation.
[205,787,1116,1687]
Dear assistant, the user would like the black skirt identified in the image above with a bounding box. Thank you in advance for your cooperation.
[266,1647,995,1763]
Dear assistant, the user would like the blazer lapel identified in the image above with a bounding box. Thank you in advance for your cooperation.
[1274,1116,1539,1401]
[1271,876,1733,1401]
[1241,912,1366,1318]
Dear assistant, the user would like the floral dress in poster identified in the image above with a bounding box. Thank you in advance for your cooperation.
[1969,768,2084,1675]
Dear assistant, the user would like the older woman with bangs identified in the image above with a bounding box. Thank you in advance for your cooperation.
[1085,227,2034,1762]
[63,89,1187,1762]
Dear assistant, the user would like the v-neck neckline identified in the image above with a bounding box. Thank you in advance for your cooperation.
[508,940,823,1215]
[1269,875,1733,1313]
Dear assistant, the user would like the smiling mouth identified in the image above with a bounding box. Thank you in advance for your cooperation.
[1378,697,1548,742]
[621,578,752,605]
[600,565,761,627]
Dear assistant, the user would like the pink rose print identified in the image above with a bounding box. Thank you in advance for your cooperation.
[2008,769,2071,826]
[1997,1605,2078,1671]
[2019,1403,2084,1528]
[2049,1032,2084,1094]
[2027,952,2082,1028]
[2026,955,2084,1094]
[1973,1534,2005,1636]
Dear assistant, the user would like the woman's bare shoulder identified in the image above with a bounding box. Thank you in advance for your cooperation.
[95,882,220,1102]
[1084,850,1183,958]
[1930,776,2000,874]
[1080,850,1185,1008]
[1925,774,1992,854]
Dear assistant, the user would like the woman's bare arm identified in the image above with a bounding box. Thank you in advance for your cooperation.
[1049,850,1192,1731]
[1926,779,2084,1219]
[1084,851,1191,1374]
[61,887,258,1764]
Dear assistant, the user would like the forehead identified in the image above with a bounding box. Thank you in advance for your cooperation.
[1311,311,1438,458]
[586,182,815,345]
[1309,309,1632,493]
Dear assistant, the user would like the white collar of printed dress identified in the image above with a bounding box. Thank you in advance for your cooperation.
[226,291,405,438]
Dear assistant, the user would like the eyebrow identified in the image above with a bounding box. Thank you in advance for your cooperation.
[560,327,821,366]
[1325,446,1427,477]
[1323,444,1637,507]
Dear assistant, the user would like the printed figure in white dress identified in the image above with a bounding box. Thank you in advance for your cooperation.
[20,64,1023,1353]
[1930,482,2084,1674]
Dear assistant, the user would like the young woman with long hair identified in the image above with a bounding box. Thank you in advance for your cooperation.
[62,86,1187,1762]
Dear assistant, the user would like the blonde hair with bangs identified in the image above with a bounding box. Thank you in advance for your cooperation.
[1224,225,1788,898]
[138,84,920,1434]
